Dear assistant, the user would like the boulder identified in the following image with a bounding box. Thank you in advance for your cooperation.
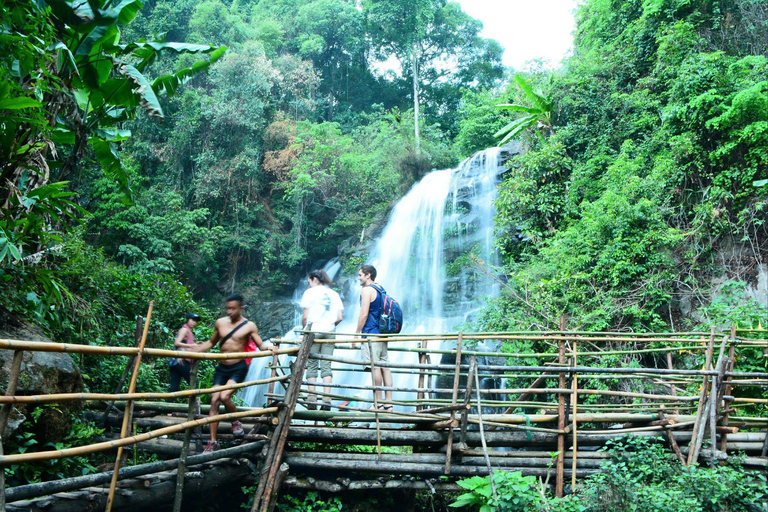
[0,322,84,442]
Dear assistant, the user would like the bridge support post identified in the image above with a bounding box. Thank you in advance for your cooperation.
[556,319,566,498]
[444,333,463,474]
[172,359,200,512]
[459,357,477,448]
[0,349,24,510]
[106,301,154,512]
[251,332,314,512]
[719,326,736,453]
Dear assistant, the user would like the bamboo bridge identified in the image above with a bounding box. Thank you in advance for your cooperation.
[0,305,766,511]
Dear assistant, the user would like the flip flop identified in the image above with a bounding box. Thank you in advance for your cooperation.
[378,404,394,412]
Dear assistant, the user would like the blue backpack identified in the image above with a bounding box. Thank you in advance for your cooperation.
[369,284,403,334]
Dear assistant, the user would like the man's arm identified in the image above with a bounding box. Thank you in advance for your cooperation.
[356,287,374,333]
[187,320,221,353]
[250,323,278,354]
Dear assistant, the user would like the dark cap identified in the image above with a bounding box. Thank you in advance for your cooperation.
[186,313,201,320]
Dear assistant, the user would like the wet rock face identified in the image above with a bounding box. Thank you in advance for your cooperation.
[0,322,84,442]
[254,300,297,340]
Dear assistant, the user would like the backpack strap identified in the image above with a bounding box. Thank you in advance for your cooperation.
[219,320,248,346]
[367,283,386,296]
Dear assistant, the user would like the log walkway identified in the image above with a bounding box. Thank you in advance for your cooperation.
[1,316,767,511]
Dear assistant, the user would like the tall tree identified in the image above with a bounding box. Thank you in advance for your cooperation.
[364,0,503,150]
[364,0,436,152]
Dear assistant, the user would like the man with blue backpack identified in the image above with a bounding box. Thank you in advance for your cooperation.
[354,264,402,412]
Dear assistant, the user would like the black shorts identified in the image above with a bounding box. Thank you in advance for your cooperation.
[212,360,248,386]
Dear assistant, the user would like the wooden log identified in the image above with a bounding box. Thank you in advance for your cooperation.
[461,450,609,459]
[251,331,314,512]
[107,301,154,512]
[6,459,254,512]
[5,442,266,503]
[282,476,463,492]
[267,463,289,512]
[285,426,702,446]
[287,451,604,468]
[282,456,598,478]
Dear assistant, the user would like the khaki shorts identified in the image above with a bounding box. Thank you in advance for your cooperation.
[361,341,388,370]
[306,332,335,378]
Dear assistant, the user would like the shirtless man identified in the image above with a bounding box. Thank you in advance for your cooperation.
[192,293,276,452]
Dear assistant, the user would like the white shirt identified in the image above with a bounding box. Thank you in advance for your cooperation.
[300,285,343,333]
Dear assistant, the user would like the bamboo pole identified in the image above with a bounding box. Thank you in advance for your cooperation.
[0,338,298,360]
[307,352,723,376]
[267,339,280,397]
[0,374,290,404]
[556,321,566,498]
[444,332,462,474]
[417,339,428,410]
[459,357,477,449]
[366,338,383,460]
[251,332,314,512]
[571,340,578,490]
[691,336,728,465]
[102,316,142,426]
[687,327,716,465]
[0,349,24,510]
[107,301,154,512]
[172,360,199,512]
[665,350,680,415]
[720,326,737,453]
[0,406,277,466]
[474,361,497,501]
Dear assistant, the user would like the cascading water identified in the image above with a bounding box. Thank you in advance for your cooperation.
[241,145,517,410]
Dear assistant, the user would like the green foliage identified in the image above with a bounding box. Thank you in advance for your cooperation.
[451,470,582,512]
[495,75,554,145]
[276,491,343,512]
[580,436,768,512]
[483,0,768,333]
[452,438,767,512]
[5,413,103,486]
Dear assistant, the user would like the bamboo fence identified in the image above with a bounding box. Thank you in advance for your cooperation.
[0,324,766,510]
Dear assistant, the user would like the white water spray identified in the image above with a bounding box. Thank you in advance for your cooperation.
[241,146,513,409]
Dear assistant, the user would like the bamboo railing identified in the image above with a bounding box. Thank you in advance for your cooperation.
[1,322,766,510]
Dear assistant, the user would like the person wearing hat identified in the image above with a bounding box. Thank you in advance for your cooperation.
[169,313,201,394]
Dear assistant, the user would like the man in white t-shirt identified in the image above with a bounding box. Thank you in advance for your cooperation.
[300,269,343,410]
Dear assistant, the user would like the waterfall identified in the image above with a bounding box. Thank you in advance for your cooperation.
[241,146,514,409]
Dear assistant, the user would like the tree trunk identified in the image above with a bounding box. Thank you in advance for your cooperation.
[411,45,421,154]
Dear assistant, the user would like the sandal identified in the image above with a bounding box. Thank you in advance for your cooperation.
[378,404,394,413]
